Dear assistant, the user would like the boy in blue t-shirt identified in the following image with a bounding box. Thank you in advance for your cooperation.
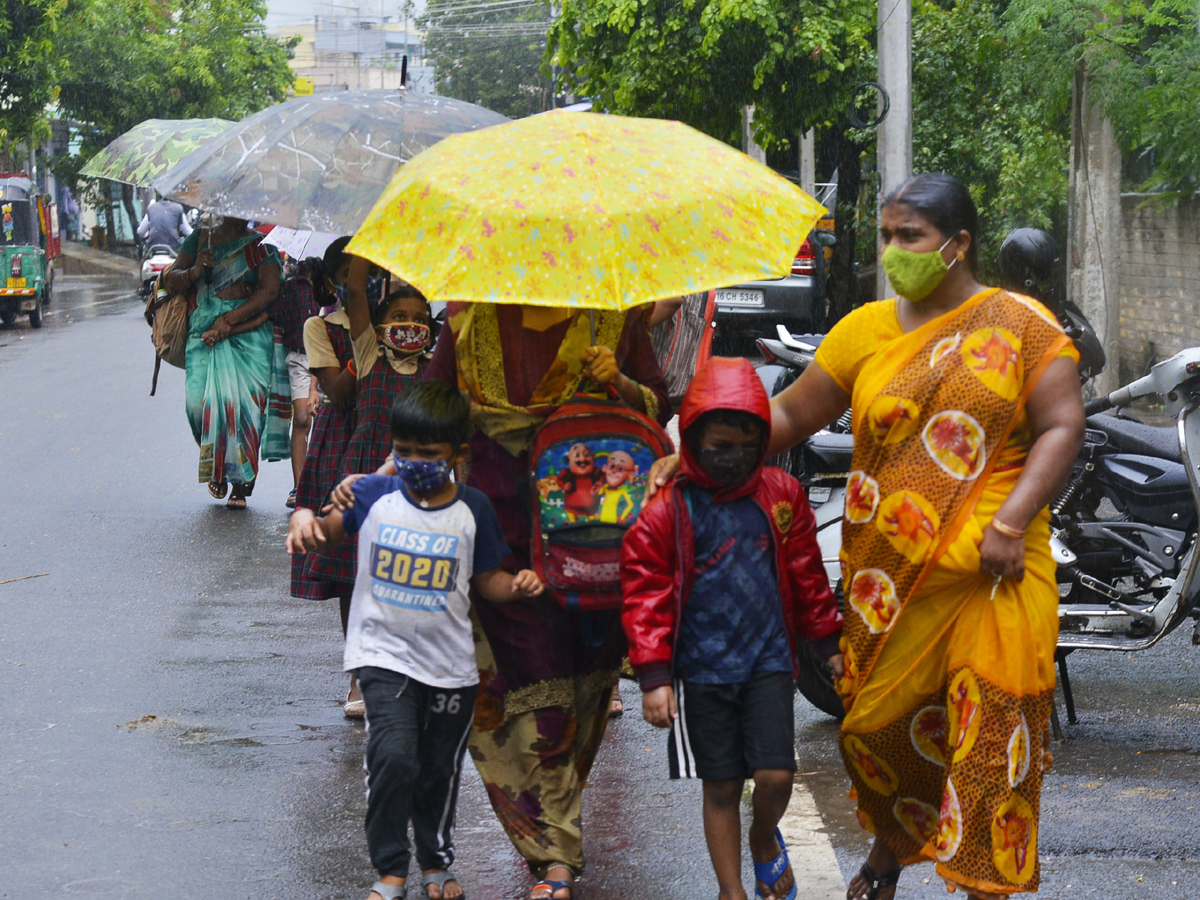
[287,379,543,900]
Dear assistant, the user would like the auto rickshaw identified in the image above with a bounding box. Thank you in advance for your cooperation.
[0,175,59,329]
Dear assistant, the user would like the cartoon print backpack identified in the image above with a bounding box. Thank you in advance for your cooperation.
[530,396,673,612]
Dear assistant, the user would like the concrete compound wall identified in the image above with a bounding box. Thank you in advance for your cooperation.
[1116,194,1200,381]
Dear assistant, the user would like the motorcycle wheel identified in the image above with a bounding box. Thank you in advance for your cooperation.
[795,640,845,719]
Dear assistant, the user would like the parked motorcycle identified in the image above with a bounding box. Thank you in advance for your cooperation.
[139,243,177,298]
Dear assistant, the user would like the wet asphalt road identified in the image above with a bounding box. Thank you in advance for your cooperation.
[3,275,1200,899]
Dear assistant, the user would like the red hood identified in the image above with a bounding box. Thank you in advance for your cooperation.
[678,356,772,498]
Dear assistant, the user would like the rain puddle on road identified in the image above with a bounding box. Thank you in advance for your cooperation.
[0,274,140,349]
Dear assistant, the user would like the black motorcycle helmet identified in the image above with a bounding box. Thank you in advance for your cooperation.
[998,227,1059,304]
[1000,227,1107,381]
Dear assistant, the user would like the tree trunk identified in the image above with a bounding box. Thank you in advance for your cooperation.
[829,129,863,326]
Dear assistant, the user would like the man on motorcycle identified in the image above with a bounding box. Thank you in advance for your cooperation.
[136,195,192,252]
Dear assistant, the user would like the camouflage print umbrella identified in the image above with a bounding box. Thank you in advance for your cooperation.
[79,118,234,187]
[153,91,509,234]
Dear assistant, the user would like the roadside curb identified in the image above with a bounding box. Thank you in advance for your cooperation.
[56,243,139,280]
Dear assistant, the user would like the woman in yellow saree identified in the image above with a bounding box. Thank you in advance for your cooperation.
[648,174,1085,900]
[778,175,1084,899]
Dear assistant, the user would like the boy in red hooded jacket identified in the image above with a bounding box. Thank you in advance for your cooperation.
[621,357,843,900]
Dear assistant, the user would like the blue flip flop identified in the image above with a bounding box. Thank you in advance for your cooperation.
[753,828,798,900]
[530,880,572,899]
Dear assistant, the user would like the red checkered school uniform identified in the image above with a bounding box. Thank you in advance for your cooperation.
[291,319,357,600]
[303,348,423,589]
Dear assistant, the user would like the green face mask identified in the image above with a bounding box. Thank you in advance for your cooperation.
[880,236,957,302]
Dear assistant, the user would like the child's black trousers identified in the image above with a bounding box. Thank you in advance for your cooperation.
[358,666,477,877]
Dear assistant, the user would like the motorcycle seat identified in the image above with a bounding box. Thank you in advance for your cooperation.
[784,332,825,349]
[804,431,855,473]
[1087,414,1179,462]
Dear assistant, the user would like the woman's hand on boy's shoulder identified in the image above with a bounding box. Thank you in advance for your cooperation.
[645,454,680,501]
[642,684,677,728]
[329,473,366,511]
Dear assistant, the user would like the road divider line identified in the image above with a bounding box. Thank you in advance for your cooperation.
[779,774,845,899]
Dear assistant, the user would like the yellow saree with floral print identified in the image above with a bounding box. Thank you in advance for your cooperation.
[814,288,1077,895]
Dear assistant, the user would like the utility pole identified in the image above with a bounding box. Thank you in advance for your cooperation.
[876,0,913,300]
[742,107,767,164]
[799,129,816,198]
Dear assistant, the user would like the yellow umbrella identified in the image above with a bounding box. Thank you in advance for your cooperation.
[348,111,825,309]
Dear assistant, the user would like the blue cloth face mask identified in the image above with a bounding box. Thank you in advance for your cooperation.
[393,452,453,496]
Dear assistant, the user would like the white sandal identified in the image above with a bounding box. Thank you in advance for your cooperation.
[344,694,365,718]
[370,881,407,900]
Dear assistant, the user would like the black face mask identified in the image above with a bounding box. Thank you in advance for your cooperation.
[697,446,759,486]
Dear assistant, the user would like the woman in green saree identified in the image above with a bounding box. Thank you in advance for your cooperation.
[168,217,290,509]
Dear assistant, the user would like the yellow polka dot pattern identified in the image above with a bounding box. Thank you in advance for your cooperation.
[347,111,826,309]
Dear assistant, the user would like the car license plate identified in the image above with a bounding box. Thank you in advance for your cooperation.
[7,277,25,288]
[715,288,764,308]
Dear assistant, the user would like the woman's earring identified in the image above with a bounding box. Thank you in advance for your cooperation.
[957,250,966,262]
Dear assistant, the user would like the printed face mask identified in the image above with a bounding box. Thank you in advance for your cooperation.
[378,322,431,354]
[880,235,957,302]
[697,445,759,486]
[393,453,452,496]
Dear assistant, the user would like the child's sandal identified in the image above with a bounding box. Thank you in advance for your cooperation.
[422,871,462,899]
[370,881,408,900]
[753,827,797,900]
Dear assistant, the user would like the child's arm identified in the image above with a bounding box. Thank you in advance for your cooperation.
[345,255,374,341]
[620,492,681,727]
[227,310,268,335]
[286,507,347,554]
[472,566,544,603]
[642,685,677,728]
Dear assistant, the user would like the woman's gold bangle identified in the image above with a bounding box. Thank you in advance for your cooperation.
[990,517,1026,539]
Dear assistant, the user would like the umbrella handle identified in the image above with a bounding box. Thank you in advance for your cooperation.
[201,226,213,286]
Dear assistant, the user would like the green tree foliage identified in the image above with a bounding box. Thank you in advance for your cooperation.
[0,0,67,151]
[419,0,554,118]
[1008,0,1200,197]
[547,0,877,318]
[57,0,297,153]
[912,0,1071,275]
[548,0,876,149]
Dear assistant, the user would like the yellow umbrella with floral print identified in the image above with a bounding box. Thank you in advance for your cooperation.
[347,111,825,309]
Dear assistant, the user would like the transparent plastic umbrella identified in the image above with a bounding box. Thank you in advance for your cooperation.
[154,91,509,234]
